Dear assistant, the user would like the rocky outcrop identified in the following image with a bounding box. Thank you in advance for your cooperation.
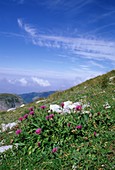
[0,93,24,111]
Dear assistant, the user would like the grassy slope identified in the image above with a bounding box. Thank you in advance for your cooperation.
[0,70,115,169]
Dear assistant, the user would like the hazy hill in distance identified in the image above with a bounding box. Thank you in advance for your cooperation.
[19,91,56,103]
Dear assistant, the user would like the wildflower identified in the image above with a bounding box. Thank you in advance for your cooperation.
[38,142,41,147]
[67,123,71,127]
[94,131,97,137]
[23,114,28,119]
[45,115,49,120]
[75,105,82,111]
[29,111,34,115]
[97,112,100,115]
[16,129,22,135]
[49,114,54,119]
[29,107,34,111]
[76,125,82,129]
[61,102,64,108]
[52,147,58,153]
[18,117,23,121]
[35,128,42,135]
[40,105,46,109]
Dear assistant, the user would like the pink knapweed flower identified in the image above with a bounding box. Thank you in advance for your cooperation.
[40,105,46,109]
[38,142,41,147]
[29,111,34,115]
[97,112,100,115]
[67,123,71,127]
[29,107,34,111]
[35,128,42,135]
[45,115,49,120]
[61,102,64,108]
[52,147,58,153]
[16,129,22,135]
[49,114,54,119]
[75,105,82,111]
[94,131,97,137]
[76,125,82,129]
[18,117,23,121]
[23,114,28,119]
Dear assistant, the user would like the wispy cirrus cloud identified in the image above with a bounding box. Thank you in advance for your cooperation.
[17,18,115,62]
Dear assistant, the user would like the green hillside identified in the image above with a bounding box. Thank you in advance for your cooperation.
[0,70,115,169]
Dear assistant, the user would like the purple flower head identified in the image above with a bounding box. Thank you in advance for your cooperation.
[97,112,100,115]
[52,147,58,153]
[76,125,82,129]
[16,129,22,135]
[38,142,41,147]
[61,102,64,108]
[67,123,71,127]
[45,115,49,120]
[75,105,82,111]
[29,107,34,111]
[23,114,28,119]
[49,114,54,119]
[94,131,97,137]
[40,105,46,109]
[35,128,42,135]
[18,117,23,121]
[29,111,34,115]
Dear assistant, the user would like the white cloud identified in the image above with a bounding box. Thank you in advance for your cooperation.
[7,77,28,86]
[17,19,115,62]
[17,18,23,28]
[18,78,28,86]
[31,77,50,87]
[17,18,37,37]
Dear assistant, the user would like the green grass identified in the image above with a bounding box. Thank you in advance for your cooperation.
[0,70,115,170]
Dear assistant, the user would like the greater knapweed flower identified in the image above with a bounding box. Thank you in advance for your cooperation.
[40,105,46,109]
[45,115,49,120]
[23,114,28,119]
[29,107,34,111]
[94,131,97,137]
[35,128,42,135]
[16,129,22,135]
[18,117,23,121]
[76,125,82,129]
[67,123,71,127]
[49,114,54,119]
[29,111,34,115]
[52,147,58,153]
[38,142,41,147]
[97,112,100,115]
[75,105,82,111]
[61,102,64,108]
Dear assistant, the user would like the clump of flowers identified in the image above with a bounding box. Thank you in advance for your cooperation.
[94,131,97,137]
[45,114,54,120]
[16,129,22,135]
[29,107,34,111]
[52,147,58,153]
[18,117,23,121]
[23,114,28,119]
[76,125,82,129]
[35,128,42,135]
[38,142,41,147]
[67,123,71,127]
[29,111,34,115]
[75,105,82,111]
[60,102,64,108]
[40,105,46,109]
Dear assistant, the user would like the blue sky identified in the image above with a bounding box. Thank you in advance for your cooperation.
[0,0,115,94]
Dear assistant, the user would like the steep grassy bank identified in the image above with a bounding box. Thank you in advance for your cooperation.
[0,70,115,169]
